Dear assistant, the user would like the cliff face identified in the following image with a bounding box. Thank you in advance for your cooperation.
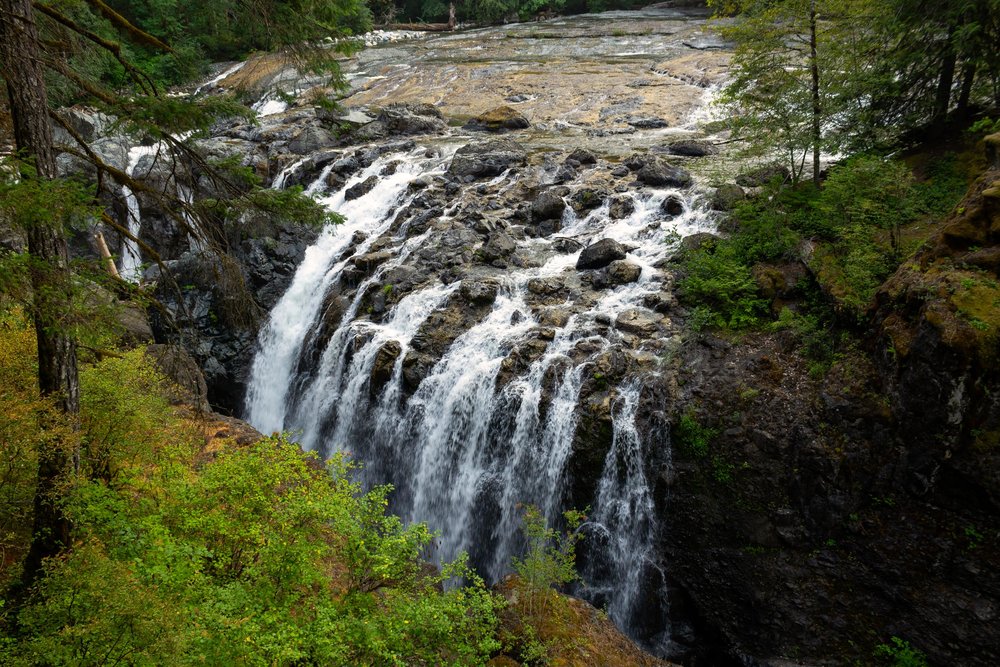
[661,138,1000,666]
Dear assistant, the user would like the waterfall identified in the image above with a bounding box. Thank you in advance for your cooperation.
[118,144,159,282]
[244,147,455,434]
[245,139,715,652]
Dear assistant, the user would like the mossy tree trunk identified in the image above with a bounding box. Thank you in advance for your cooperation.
[0,0,80,585]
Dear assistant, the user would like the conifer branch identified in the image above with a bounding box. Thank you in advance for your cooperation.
[34,2,158,96]
[81,0,172,53]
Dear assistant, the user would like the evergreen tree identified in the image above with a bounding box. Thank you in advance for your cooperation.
[0,0,365,584]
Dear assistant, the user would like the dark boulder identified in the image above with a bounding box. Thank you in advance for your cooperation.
[606,259,642,285]
[736,163,791,187]
[345,175,379,201]
[288,125,334,154]
[609,196,636,220]
[480,231,517,262]
[460,278,500,305]
[448,139,528,179]
[637,159,692,188]
[570,188,606,213]
[577,238,627,270]
[357,103,447,140]
[531,191,567,221]
[680,232,720,253]
[465,106,530,132]
[370,340,402,396]
[567,148,597,165]
[711,184,746,211]
[665,140,718,157]
[660,194,686,217]
[628,117,669,129]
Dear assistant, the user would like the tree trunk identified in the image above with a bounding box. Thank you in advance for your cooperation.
[810,0,821,187]
[934,26,957,123]
[957,62,976,114]
[0,0,80,585]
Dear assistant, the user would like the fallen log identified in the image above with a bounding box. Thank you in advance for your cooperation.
[384,22,453,31]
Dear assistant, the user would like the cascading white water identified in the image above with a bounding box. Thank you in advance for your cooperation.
[244,147,456,434]
[245,145,714,650]
[118,144,160,282]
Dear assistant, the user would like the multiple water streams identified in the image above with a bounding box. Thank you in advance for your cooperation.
[237,7,726,654]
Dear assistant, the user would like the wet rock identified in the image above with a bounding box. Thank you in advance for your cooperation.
[577,238,627,270]
[288,125,334,154]
[345,175,379,201]
[737,163,791,187]
[552,237,584,253]
[52,107,115,145]
[144,344,211,412]
[448,139,528,179]
[332,156,360,174]
[460,278,500,304]
[527,276,566,297]
[660,194,685,217]
[531,191,567,221]
[611,165,630,177]
[643,291,677,313]
[615,308,661,337]
[465,105,530,132]
[623,153,648,171]
[606,260,642,285]
[537,307,571,327]
[712,184,746,211]
[680,232,720,253]
[665,140,718,157]
[637,158,692,188]
[609,196,636,220]
[628,117,669,129]
[570,188,606,213]
[370,340,402,396]
[353,250,392,272]
[357,103,447,140]
[567,148,597,165]
[480,231,517,262]
[496,338,550,389]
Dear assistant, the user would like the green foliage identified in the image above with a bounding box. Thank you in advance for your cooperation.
[970,117,1000,135]
[910,156,970,218]
[78,349,175,480]
[677,242,769,330]
[674,412,716,459]
[0,323,502,665]
[46,0,373,94]
[6,435,502,665]
[680,151,963,327]
[873,636,929,667]
[512,505,584,615]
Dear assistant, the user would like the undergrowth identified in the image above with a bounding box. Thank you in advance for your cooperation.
[0,311,502,666]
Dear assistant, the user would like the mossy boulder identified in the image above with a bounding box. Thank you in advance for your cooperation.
[465,105,530,132]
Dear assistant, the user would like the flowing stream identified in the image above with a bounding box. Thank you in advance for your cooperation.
[239,7,724,655]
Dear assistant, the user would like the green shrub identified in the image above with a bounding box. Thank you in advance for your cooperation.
[0,323,502,667]
[8,437,502,666]
[873,636,929,667]
[674,412,716,458]
[512,505,584,616]
[677,242,769,330]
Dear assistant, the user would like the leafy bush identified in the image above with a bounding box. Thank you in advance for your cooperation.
[512,505,584,616]
[7,436,502,665]
[677,242,770,330]
[873,636,929,667]
[0,315,502,665]
[673,412,716,459]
